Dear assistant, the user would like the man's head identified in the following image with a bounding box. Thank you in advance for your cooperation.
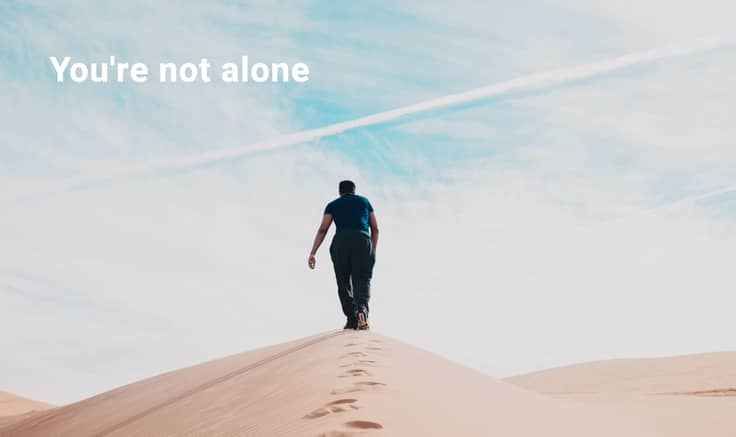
[339,180,356,195]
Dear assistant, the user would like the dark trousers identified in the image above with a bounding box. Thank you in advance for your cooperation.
[329,231,375,320]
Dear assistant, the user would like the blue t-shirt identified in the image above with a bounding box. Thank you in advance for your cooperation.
[324,194,374,234]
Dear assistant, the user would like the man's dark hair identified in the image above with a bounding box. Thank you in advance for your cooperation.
[339,180,356,195]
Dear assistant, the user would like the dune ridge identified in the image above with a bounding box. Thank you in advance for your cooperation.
[506,351,736,437]
[1,333,734,436]
[505,351,736,395]
[0,391,51,418]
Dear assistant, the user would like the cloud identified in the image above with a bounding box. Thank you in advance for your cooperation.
[8,34,736,204]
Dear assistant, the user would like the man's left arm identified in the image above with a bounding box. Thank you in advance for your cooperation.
[308,213,333,269]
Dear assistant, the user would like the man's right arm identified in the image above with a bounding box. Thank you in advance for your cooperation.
[368,212,379,252]
[308,213,333,269]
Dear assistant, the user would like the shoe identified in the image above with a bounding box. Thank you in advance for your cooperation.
[356,311,369,331]
[344,318,357,330]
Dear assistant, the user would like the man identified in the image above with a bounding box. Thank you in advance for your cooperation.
[308,180,379,330]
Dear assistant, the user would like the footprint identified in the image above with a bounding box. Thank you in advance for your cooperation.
[344,343,358,347]
[304,399,360,419]
[327,399,358,406]
[345,420,383,430]
[303,408,330,419]
[343,369,371,377]
[330,386,362,395]
[331,381,387,395]
[317,420,383,436]
[354,381,386,387]
[341,352,367,358]
[340,360,378,369]
[366,347,382,351]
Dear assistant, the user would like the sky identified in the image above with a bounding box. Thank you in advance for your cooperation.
[1,0,735,404]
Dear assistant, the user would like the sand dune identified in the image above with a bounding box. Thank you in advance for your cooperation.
[1,333,733,436]
[506,352,736,437]
[0,392,50,418]
[506,352,736,395]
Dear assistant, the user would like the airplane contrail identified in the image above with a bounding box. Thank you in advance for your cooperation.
[12,34,736,201]
[649,185,736,212]
[646,185,736,213]
[592,184,736,228]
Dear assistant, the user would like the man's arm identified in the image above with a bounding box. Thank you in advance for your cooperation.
[308,213,333,269]
[369,212,379,253]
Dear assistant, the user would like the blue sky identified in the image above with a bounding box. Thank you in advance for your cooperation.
[1,0,736,404]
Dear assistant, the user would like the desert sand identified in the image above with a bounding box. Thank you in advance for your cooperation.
[1,332,733,436]
[506,352,736,437]
[0,392,50,419]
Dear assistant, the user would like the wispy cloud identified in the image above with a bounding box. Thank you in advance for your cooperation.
[9,34,736,203]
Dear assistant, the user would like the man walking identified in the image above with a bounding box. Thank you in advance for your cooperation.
[308,180,379,330]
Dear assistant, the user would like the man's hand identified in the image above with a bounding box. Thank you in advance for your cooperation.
[308,214,332,270]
